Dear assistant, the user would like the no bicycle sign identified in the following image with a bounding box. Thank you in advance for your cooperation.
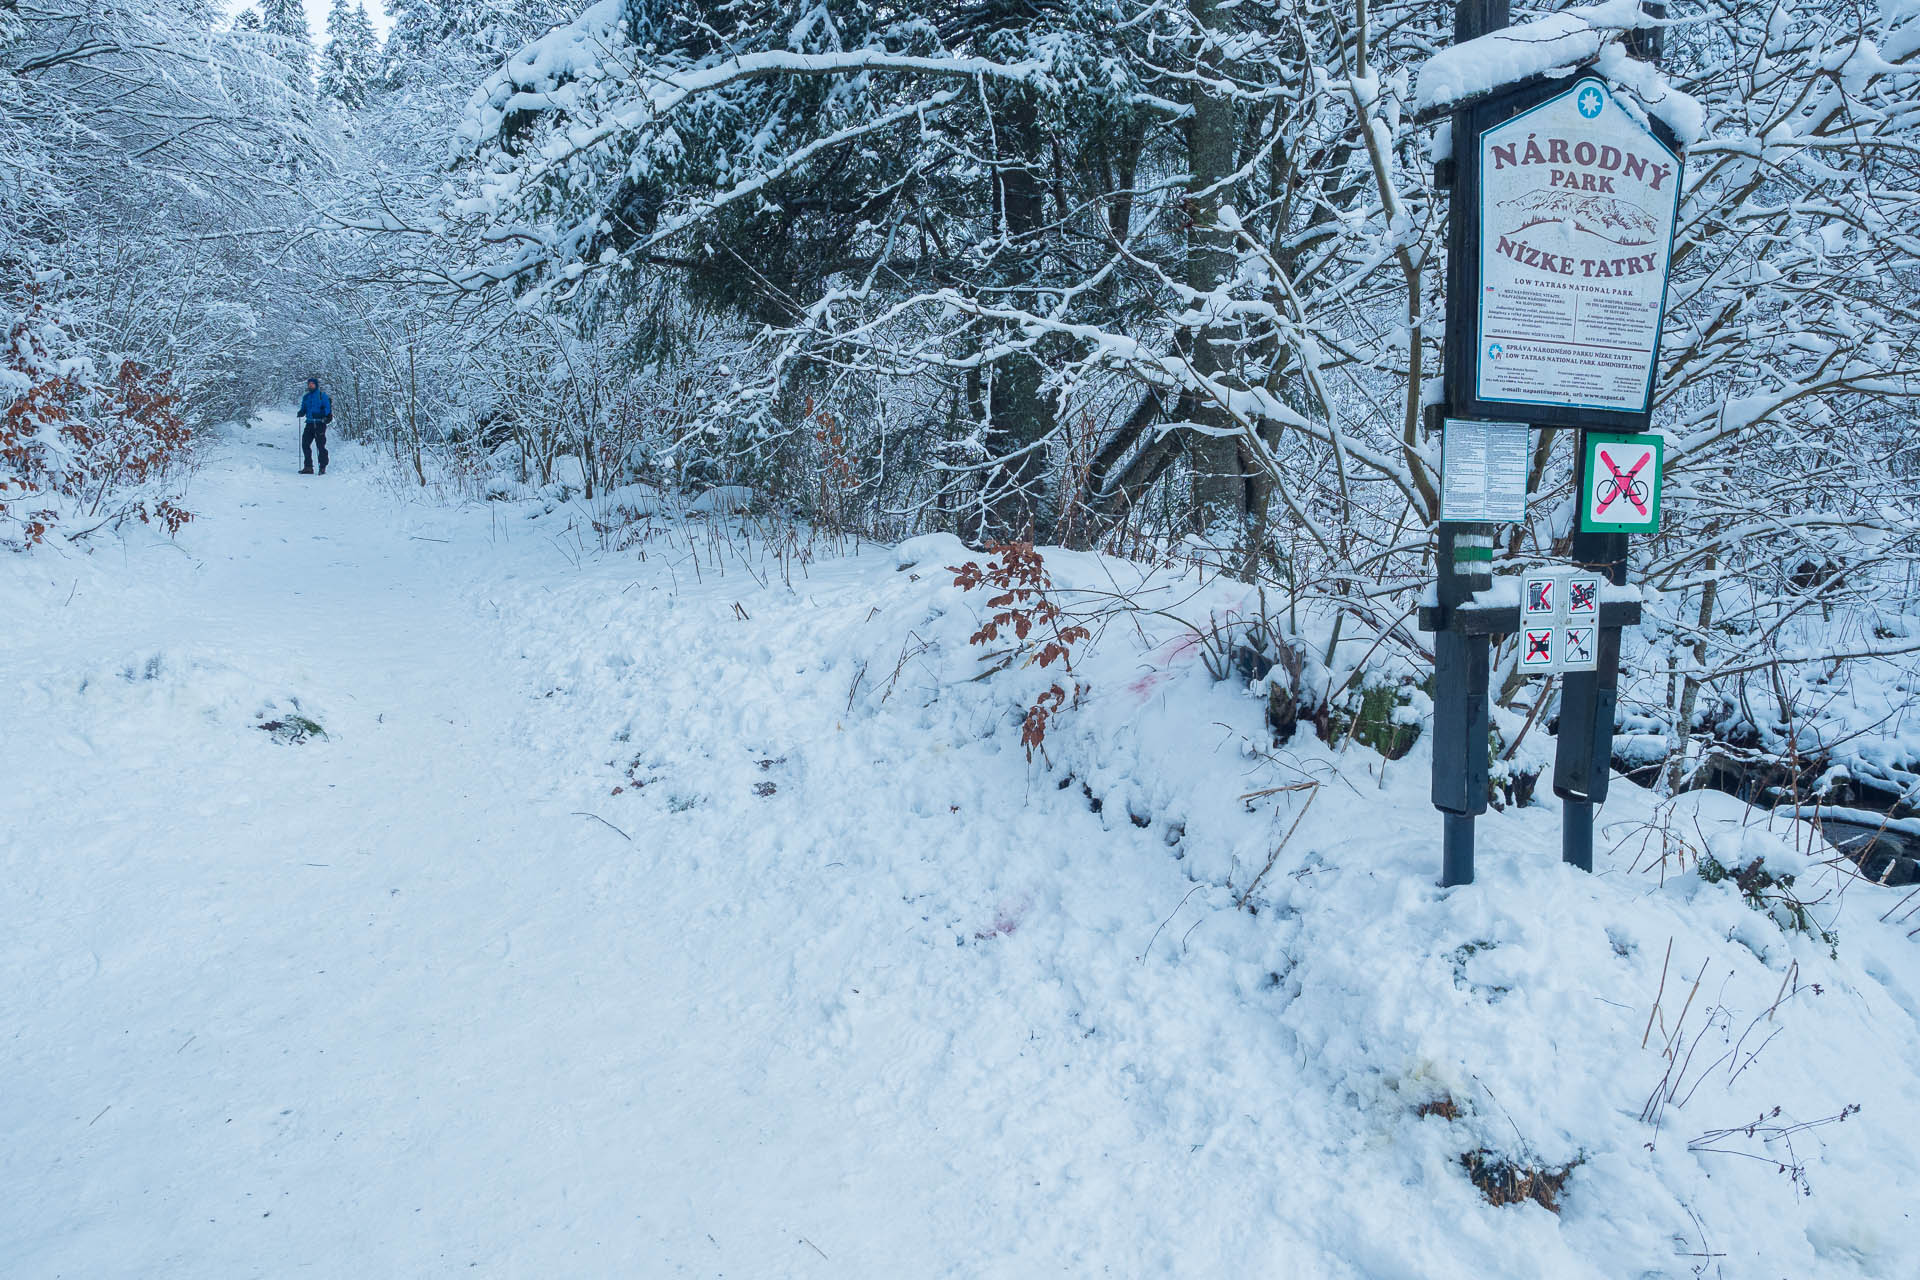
[1580,431,1663,533]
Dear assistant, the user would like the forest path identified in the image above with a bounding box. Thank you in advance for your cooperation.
[0,416,645,1274]
[7,417,1920,1280]
[0,415,1272,1278]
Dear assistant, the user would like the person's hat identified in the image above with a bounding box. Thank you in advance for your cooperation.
[306,375,319,383]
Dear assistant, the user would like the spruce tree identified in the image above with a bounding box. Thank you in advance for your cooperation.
[383,0,470,80]
[382,2,562,87]
[318,0,361,106]
[259,0,313,89]
[347,4,380,86]
[384,0,437,57]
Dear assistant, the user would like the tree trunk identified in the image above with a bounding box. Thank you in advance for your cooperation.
[1184,0,1250,539]
[1667,548,1720,793]
[973,87,1056,543]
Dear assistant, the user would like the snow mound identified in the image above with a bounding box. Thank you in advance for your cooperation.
[501,529,1920,1276]
[6,446,1917,1277]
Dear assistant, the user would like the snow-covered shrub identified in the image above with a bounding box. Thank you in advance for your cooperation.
[1697,846,1838,953]
[946,542,1090,761]
[2,294,193,550]
[1328,677,1424,762]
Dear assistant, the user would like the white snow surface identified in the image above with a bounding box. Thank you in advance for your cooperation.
[1415,2,1705,143]
[4,414,1920,1276]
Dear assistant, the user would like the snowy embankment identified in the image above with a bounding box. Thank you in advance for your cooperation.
[3,417,1918,1277]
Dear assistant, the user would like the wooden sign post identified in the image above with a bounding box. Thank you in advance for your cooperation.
[1421,2,1680,885]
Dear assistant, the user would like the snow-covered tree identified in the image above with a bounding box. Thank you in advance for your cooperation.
[260,0,315,89]
[320,0,381,107]
[349,4,380,79]
[450,0,1171,538]
[2,0,334,541]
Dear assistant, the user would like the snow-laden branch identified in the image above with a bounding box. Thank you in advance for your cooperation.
[1413,0,1702,137]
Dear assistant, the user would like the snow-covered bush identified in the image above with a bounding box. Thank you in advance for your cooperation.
[2,293,193,549]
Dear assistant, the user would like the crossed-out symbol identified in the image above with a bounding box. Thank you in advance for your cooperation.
[1594,448,1651,517]
[1525,631,1552,662]
[1568,581,1597,613]
[1528,580,1553,612]
[1567,628,1594,663]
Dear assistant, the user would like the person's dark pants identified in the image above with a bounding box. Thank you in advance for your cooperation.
[301,420,330,473]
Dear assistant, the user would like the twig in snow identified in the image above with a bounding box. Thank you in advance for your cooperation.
[571,811,632,842]
[1140,883,1204,963]
[1879,883,1919,924]
[799,1237,828,1260]
[1235,779,1322,909]
[1642,938,1673,1049]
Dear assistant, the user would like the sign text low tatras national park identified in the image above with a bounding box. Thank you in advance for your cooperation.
[1475,77,1682,415]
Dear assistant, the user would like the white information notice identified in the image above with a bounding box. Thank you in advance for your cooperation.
[1440,418,1530,522]
[1476,77,1681,413]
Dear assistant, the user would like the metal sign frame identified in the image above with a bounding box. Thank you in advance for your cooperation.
[1443,74,1685,433]
[1579,430,1665,533]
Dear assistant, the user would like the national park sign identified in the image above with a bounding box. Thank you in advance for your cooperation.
[1473,77,1682,417]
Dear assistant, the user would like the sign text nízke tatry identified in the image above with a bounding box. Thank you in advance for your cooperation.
[1475,78,1681,415]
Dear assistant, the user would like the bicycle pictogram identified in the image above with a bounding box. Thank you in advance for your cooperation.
[1593,448,1650,517]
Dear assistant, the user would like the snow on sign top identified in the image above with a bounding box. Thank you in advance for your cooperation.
[1474,77,1681,415]
[1417,1,1636,109]
[1413,2,1705,143]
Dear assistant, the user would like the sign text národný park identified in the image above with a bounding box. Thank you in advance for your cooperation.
[1474,77,1681,417]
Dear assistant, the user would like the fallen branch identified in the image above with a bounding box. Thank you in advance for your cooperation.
[571,811,632,842]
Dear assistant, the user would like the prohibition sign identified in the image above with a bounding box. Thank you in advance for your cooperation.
[1522,628,1556,671]
[1564,625,1596,669]
[1567,577,1600,616]
[1580,432,1664,533]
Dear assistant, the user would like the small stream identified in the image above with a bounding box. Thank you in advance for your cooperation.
[1616,748,1920,886]
[1795,816,1920,887]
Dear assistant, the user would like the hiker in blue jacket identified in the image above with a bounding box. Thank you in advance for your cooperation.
[298,376,333,475]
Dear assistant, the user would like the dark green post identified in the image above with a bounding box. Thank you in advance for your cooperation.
[1429,0,1510,886]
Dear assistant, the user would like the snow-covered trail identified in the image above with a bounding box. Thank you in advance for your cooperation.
[8,416,1920,1279]
[1,420,645,1273]
[0,419,1294,1277]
